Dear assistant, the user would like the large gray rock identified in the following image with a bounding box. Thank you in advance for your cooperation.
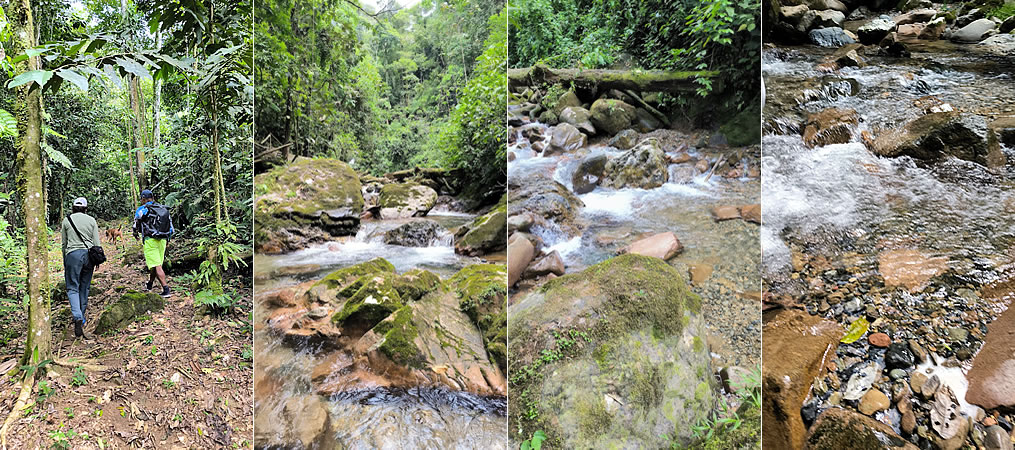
[507,254,712,449]
[590,99,637,135]
[857,16,896,44]
[254,158,364,252]
[952,18,997,43]
[546,122,587,155]
[813,10,846,28]
[809,27,856,47]
[383,219,448,247]
[895,8,937,25]
[508,174,585,236]
[870,112,1005,169]
[571,153,609,195]
[559,106,596,134]
[601,139,669,189]
[378,183,438,219]
[978,33,1015,56]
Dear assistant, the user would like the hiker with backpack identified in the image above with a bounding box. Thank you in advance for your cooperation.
[133,189,174,298]
[62,197,104,340]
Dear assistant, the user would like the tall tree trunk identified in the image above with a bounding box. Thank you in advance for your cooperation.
[12,0,49,368]
[129,75,147,190]
[152,28,163,148]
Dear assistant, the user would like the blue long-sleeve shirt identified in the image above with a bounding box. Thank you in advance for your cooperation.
[133,201,174,240]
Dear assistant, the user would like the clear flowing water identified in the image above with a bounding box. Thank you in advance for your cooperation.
[763,45,1015,284]
[762,43,1015,430]
[509,128,762,367]
[254,216,507,448]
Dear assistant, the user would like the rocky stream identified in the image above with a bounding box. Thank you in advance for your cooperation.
[763,1,1015,448]
[506,82,762,447]
[252,159,509,448]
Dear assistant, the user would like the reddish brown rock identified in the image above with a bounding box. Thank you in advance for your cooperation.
[523,250,565,279]
[740,204,761,224]
[802,108,859,148]
[508,233,535,287]
[712,205,741,221]
[878,249,948,292]
[763,309,844,450]
[966,305,1015,410]
[618,232,683,261]
[869,332,891,348]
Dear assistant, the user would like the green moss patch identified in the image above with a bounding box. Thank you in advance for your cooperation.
[391,268,442,301]
[371,306,425,369]
[455,194,508,256]
[448,264,507,370]
[314,257,395,291]
[331,273,404,331]
[94,291,165,335]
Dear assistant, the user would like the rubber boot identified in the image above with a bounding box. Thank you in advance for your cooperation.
[74,320,93,341]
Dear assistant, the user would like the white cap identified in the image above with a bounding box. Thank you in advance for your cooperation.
[73,197,87,207]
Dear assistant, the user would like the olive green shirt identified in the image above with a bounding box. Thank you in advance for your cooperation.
[61,212,101,256]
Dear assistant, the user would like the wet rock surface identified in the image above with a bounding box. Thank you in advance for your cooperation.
[763,24,1015,448]
[255,158,364,252]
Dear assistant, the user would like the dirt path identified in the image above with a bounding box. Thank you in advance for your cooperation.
[0,227,253,449]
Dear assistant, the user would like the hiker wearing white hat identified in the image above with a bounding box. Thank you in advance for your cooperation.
[60,197,102,340]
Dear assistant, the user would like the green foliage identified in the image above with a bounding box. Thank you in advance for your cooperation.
[70,366,88,387]
[48,426,79,450]
[194,289,237,314]
[434,7,508,195]
[520,430,547,450]
[509,0,760,111]
[256,0,506,204]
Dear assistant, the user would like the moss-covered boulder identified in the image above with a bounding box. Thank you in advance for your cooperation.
[378,183,438,219]
[601,138,669,189]
[507,254,713,448]
[254,158,364,253]
[590,99,637,135]
[94,291,165,335]
[719,102,762,147]
[331,272,405,332]
[392,268,443,301]
[448,264,507,371]
[454,195,507,256]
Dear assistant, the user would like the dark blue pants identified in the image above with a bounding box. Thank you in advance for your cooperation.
[63,249,93,324]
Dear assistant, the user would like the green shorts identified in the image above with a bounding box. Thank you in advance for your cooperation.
[143,238,167,269]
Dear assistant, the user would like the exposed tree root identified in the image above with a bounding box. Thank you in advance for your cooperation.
[1,373,35,450]
[53,357,110,372]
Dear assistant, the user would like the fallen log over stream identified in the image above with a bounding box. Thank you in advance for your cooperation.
[508,64,717,92]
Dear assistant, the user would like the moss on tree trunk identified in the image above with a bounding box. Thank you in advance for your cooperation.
[13,0,50,366]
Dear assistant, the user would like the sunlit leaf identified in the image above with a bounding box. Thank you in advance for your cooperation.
[8,70,53,89]
[840,317,870,344]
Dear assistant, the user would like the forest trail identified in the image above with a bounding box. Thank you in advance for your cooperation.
[0,223,252,449]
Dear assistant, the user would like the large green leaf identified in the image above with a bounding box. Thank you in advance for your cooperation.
[7,70,53,89]
[840,317,870,344]
[55,68,88,91]
[114,57,150,79]
[0,109,16,138]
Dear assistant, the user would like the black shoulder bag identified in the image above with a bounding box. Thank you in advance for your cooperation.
[68,215,106,267]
